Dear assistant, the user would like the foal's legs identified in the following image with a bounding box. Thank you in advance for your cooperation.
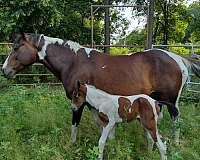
[146,130,154,151]
[91,108,103,131]
[91,108,115,140]
[71,105,84,143]
[108,125,115,140]
[155,131,167,160]
[146,128,167,160]
[98,121,115,160]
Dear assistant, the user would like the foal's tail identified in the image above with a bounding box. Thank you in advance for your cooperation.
[182,54,200,78]
[158,101,179,119]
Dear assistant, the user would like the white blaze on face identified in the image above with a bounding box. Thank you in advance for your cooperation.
[38,36,64,60]
[2,56,10,69]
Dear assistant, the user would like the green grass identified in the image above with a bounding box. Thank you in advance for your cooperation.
[0,85,200,160]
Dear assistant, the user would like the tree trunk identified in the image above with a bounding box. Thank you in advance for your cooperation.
[163,1,169,45]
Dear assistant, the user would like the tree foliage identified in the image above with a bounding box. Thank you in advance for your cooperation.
[184,1,200,43]
[0,0,102,44]
[0,0,130,44]
[1,0,200,46]
[117,0,200,46]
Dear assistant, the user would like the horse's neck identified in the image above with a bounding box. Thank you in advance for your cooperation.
[86,85,111,109]
[42,44,93,98]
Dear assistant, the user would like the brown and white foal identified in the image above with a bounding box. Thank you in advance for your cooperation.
[72,82,170,160]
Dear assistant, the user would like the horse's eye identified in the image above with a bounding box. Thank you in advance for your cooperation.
[13,46,18,51]
[13,44,23,51]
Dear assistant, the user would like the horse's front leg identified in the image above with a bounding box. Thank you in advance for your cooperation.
[91,108,116,140]
[71,105,84,143]
[91,108,103,132]
[98,121,115,160]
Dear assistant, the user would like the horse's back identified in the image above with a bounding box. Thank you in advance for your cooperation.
[89,49,182,101]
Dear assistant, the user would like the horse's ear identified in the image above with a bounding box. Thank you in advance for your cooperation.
[17,28,26,40]
[10,33,17,42]
[77,80,81,90]
[20,32,26,40]
[73,80,81,98]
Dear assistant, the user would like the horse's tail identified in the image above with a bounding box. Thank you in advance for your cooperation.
[181,54,200,78]
[158,101,179,119]
[190,61,200,78]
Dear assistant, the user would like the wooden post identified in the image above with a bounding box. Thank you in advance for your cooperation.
[146,0,154,49]
[104,0,110,54]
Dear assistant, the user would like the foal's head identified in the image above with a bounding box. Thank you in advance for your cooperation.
[71,81,87,110]
[2,33,42,78]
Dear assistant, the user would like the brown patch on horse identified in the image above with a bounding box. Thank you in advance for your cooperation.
[118,97,139,122]
[98,112,109,126]
[118,97,157,141]
[138,97,157,141]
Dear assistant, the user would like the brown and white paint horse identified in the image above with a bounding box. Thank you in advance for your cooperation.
[2,33,200,144]
[72,82,177,160]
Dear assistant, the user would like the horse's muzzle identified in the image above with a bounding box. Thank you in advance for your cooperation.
[71,103,78,111]
[2,67,16,79]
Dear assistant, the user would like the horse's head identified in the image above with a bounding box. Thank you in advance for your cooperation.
[2,33,42,78]
[71,81,87,111]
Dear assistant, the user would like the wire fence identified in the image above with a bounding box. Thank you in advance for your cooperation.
[0,43,199,97]
[0,43,145,86]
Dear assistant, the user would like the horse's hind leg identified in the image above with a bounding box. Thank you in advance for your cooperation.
[155,132,167,160]
[150,92,163,123]
[145,123,167,159]
[146,130,154,151]
[173,68,188,144]
[71,105,84,143]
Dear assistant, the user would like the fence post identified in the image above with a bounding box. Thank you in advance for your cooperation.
[146,0,154,49]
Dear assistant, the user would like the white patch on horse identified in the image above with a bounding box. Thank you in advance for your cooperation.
[84,47,96,57]
[38,36,64,60]
[101,65,107,69]
[65,40,99,57]
[2,56,9,69]
[65,40,81,54]
[128,107,132,113]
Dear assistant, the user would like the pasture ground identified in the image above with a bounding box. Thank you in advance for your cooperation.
[0,85,200,160]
